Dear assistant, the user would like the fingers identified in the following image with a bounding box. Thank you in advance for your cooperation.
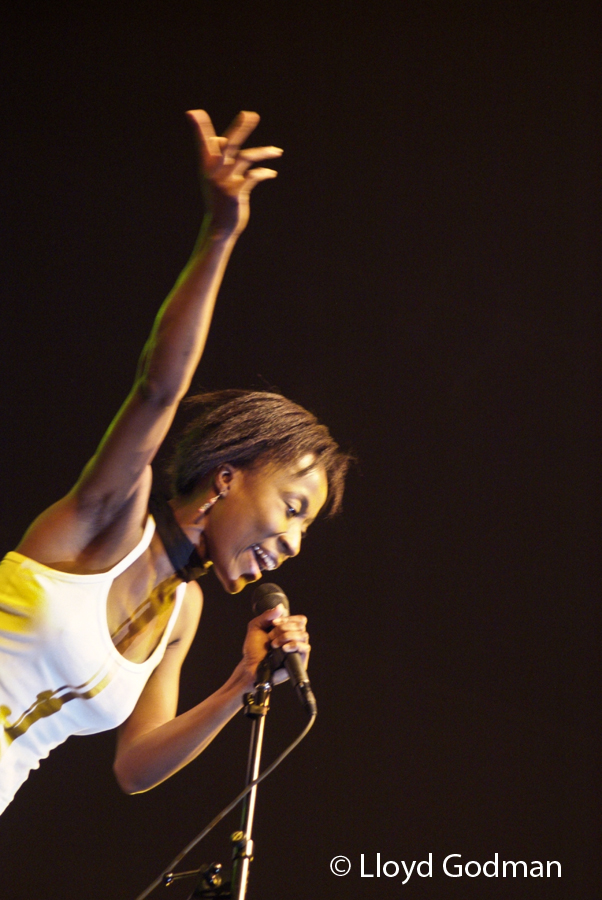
[186,109,222,163]
[187,109,260,158]
[188,108,281,174]
[244,167,279,191]
[268,614,309,652]
[222,110,260,159]
[230,146,283,178]
[271,613,307,631]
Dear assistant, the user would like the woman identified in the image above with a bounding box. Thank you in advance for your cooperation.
[0,110,349,813]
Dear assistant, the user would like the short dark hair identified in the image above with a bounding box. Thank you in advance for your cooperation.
[169,390,352,515]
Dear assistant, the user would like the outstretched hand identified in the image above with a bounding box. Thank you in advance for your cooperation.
[187,109,282,237]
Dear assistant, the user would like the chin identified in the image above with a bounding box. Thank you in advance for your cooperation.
[225,577,244,594]
[214,567,257,595]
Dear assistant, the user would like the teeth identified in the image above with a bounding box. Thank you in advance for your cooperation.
[252,545,276,571]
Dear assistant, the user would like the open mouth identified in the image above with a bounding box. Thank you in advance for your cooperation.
[251,544,277,571]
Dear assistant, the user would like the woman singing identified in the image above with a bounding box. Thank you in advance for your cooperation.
[0,110,350,813]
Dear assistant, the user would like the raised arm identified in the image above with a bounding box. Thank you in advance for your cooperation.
[18,111,282,554]
[76,111,282,510]
[134,110,281,405]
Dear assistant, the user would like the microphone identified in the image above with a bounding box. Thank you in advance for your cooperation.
[252,583,317,716]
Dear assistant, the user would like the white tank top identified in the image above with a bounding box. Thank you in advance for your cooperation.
[0,515,185,814]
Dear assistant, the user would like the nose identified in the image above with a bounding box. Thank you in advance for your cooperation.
[278,527,302,558]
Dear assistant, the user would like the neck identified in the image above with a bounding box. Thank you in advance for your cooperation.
[147,491,212,584]
[148,533,185,584]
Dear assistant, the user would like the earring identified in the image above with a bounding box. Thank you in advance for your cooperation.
[197,489,226,516]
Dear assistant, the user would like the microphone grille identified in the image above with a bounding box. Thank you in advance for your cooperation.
[251,582,290,616]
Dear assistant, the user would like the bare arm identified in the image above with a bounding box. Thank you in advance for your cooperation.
[113,591,310,794]
[76,110,282,516]
[18,111,282,557]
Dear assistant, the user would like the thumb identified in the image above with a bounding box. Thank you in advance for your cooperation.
[254,603,286,629]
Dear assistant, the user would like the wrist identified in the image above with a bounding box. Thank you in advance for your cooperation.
[225,659,256,698]
[198,213,242,247]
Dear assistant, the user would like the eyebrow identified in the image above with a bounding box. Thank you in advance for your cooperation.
[293,460,318,479]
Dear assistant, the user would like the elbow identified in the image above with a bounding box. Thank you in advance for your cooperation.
[113,756,151,796]
[113,759,137,795]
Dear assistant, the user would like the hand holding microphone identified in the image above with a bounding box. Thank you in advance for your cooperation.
[251,583,317,716]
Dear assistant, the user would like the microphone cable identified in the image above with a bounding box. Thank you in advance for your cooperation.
[133,711,316,900]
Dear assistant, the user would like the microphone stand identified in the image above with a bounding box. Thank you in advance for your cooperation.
[229,655,273,900]
[181,656,274,900]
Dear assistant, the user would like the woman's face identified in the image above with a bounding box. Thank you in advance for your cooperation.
[203,453,329,594]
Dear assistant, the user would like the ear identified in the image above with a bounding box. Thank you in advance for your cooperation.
[214,464,239,494]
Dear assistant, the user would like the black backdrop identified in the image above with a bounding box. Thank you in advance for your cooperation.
[0,3,598,899]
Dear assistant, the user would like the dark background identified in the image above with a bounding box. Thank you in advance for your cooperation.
[0,2,598,899]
